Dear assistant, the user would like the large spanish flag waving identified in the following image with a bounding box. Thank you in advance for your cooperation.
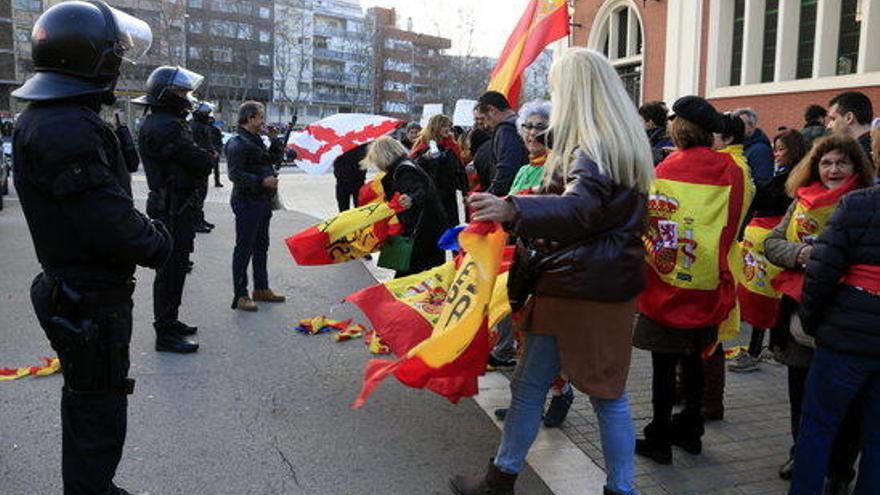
[352,222,508,407]
[487,0,570,106]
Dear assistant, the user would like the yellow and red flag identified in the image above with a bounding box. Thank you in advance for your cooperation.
[286,194,404,265]
[487,0,570,106]
[772,177,858,302]
[639,147,747,329]
[0,357,61,382]
[352,222,509,407]
[738,215,786,329]
[357,172,386,207]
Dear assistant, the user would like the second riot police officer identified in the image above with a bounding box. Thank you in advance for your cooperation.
[134,66,214,353]
[12,1,171,492]
[189,101,220,233]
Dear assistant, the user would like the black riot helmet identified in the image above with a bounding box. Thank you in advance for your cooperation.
[132,66,204,114]
[192,101,214,122]
[12,0,152,102]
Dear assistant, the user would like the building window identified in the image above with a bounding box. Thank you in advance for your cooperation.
[761,0,779,82]
[14,28,29,43]
[211,47,233,63]
[188,20,203,34]
[588,1,644,104]
[729,0,745,86]
[259,6,271,19]
[259,79,272,90]
[259,53,271,66]
[187,0,202,8]
[237,23,253,40]
[259,30,270,43]
[13,0,41,12]
[796,0,818,79]
[836,0,861,75]
[188,46,202,59]
[383,101,409,114]
[170,45,183,59]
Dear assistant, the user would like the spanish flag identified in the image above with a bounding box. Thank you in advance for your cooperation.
[738,215,786,329]
[285,193,403,265]
[352,222,508,407]
[487,0,570,106]
[357,172,385,207]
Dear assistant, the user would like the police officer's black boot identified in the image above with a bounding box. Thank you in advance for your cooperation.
[154,322,199,353]
[170,320,198,336]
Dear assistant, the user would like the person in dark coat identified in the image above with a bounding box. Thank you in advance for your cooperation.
[134,66,215,354]
[476,91,529,196]
[801,104,828,150]
[364,136,448,277]
[189,102,220,233]
[227,101,287,312]
[734,107,775,185]
[639,101,674,166]
[790,185,880,494]
[410,114,467,226]
[333,144,368,212]
[209,116,224,187]
[468,127,494,192]
[827,91,875,167]
[12,3,172,492]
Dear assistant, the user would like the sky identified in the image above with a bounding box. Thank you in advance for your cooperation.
[358,0,532,58]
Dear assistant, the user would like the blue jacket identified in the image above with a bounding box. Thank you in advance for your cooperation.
[743,128,774,185]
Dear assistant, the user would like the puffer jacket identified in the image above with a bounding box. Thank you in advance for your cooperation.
[507,151,647,303]
[800,186,880,357]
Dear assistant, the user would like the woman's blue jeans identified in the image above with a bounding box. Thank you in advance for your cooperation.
[495,333,638,495]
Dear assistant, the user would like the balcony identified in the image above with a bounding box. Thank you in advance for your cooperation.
[312,70,365,85]
[313,24,347,38]
[313,91,350,104]
[313,47,346,61]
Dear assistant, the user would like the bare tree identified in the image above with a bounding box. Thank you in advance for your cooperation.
[274,0,311,117]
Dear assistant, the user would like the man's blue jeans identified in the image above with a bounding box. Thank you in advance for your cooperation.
[495,333,638,495]
[790,346,880,495]
[232,198,272,299]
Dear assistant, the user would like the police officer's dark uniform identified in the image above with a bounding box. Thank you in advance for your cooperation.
[12,2,171,493]
[133,66,214,353]
[209,116,224,187]
[189,102,218,233]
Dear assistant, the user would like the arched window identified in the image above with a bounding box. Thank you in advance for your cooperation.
[588,0,644,104]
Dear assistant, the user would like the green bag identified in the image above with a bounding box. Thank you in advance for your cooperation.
[377,235,414,272]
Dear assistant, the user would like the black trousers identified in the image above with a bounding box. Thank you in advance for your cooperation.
[213,159,222,186]
[652,351,704,430]
[195,177,209,225]
[788,364,862,481]
[336,181,363,212]
[153,210,195,327]
[30,273,134,495]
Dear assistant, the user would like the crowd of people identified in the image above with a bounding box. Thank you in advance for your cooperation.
[9,2,880,495]
[346,53,880,495]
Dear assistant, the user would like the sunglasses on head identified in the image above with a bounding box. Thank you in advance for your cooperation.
[522,123,549,131]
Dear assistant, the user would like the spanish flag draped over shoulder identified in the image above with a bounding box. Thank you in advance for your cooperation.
[639,147,746,329]
[285,193,403,265]
[352,222,508,407]
[487,0,570,106]
[738,215,786,329]
[772,176,858,302]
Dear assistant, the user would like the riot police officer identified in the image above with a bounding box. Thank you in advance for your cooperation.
[189,101,219,233]
[12,2,171,493]
[134,66,214,353]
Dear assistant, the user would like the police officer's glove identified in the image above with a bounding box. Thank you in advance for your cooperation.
[143,219,174,270]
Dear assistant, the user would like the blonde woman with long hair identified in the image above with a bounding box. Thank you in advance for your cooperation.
[410,114,466,225]
[450,48,652,495]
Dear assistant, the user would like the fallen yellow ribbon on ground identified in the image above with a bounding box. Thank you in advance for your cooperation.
[0,357,61,382]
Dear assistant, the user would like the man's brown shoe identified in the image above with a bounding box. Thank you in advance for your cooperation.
[232,296,258,311]
[253,289,286,303]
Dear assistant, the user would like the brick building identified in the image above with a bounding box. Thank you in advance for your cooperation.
[367,6,451,121]
[0,0,14,114]
[571,0,880,132]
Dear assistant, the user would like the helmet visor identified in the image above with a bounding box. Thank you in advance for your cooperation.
[110,6,152,62]
[168,67,204,92]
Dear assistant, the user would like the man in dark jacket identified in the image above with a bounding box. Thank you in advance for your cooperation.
[135,66,215,354]
[801,104,828,149]
[477,91,529,196]
[333,144,368,211]
[792,187,880,494]
[12,3,171,492]
[827,91,874,165]
[734,107,775,185]
[227,101,287,312]
[639,101,674,166]
[189,101,220,233]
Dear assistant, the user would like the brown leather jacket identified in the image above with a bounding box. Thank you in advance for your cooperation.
[507,151,647,303]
